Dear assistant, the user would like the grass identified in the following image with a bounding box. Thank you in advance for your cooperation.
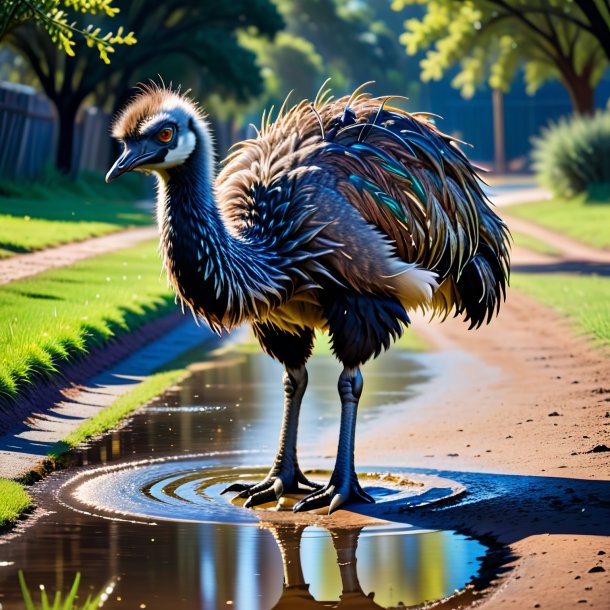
[508,195,610,249]
[0,240,175,406]
[212,326,429,359]
[49,368,188,458]
[0,216,120,259]
[19,571,103,610]
[0,479,32,529]
[512,273,610,348]
[313,328,428,354]
[0,170,151,257]
[511,231,561,257]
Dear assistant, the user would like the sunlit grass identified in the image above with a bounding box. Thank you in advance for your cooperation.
[212,326,429,359]
[0,171,151,256]
[512,273,610,348]
[0,479,32,529]
[49,368,188,458]
[0,214,120,255]
[511,231,561,257]
[0,240,175,407]
[314,328,428,354]
[508,196,610,249]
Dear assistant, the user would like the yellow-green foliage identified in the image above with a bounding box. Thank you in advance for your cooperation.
[532,111,610,198]
[0,479,32,528]
[0,241,174,405]
[392,0,607,102]
[0,0,136,62]
[513,273,610,348]
[509,196,610,249]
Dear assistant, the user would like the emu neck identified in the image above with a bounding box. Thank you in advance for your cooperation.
[155,125,270,330]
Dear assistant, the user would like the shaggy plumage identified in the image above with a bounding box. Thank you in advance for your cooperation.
[108,82,510,513]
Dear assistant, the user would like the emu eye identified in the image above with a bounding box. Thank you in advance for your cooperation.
[157,127,174,143]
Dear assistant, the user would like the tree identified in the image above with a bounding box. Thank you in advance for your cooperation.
[193,0,422,159]
[0,0,135,62]
[393,0,610,114]
[7,0,283,173]
[276,0,411,96]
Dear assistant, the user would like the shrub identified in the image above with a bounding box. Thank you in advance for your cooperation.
[532,110,610,199]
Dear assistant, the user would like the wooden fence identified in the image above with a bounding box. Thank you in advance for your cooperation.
[0,82,111,180]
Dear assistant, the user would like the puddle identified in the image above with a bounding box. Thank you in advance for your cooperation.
[0,345,489,609]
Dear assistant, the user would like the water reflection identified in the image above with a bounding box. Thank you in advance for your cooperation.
[188,519,483,609]
[0,346,486,609]
[265,523,479,609]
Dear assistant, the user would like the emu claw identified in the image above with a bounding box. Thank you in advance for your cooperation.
[221,467,322,508]
[220,482,251,495]
[293,475,374,514]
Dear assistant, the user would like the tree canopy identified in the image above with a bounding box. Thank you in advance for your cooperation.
[0,0,135,62]
[237,0,420,127]
[393,0,610,114]
[7,0,283,173]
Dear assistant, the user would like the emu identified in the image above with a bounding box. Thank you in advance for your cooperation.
[106,83,510,514]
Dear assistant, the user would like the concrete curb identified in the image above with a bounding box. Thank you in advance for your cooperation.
[0,317,214,479]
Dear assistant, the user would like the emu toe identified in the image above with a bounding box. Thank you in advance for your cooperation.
[221,465,322,508]
[293,471,374,514]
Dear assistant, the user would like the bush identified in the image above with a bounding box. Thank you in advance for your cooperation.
[532,110,610,199]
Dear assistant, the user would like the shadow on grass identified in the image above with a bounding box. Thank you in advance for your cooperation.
[0,242,31,254]
[513,261,610,276]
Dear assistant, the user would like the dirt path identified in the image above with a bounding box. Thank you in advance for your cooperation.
[0,226,157,285]
[505,212,610,264]
[3,183,608,607]
[344,195,609,609]
[487,184,550,208]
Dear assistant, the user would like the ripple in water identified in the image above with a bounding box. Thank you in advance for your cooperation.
[59,453,465,527]
[52,454,486,608]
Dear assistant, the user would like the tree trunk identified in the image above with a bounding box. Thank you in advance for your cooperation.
[55,101,79,175]
[565,79,596,116]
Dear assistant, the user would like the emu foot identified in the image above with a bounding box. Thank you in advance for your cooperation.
[221,462,322,508]
[293,469,374,514]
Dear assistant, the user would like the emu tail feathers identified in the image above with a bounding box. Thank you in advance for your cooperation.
[456,242,508,329]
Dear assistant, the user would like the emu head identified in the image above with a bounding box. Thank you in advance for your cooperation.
[106,84,207,182]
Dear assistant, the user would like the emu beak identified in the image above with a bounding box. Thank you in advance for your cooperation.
[105,143,158,183]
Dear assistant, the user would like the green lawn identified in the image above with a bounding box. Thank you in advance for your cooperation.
[0,240,175,406]
[512,273,610,348]
[0,215,120,258]
[508,196,610,249]
[49,368,188,460]
[511,231,561,257]
[0,171,151,257]
[0,479,32,529]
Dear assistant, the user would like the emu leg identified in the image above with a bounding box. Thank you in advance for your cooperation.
[293,368,373,514]
[221,366,321,507]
